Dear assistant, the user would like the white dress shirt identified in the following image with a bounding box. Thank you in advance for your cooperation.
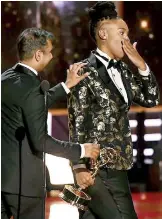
[94,48,150,104]
[18,62,85,158]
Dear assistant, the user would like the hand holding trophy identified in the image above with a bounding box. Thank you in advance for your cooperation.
[59,145,118,211]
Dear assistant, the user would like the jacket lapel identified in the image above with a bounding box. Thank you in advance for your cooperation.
[87,52,129,104]
[120,63,133,106]
[87,52,111,85]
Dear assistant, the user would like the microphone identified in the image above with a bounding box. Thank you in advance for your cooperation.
[40,80,50,112]
[40,80,50,219]
[40,80,50,93]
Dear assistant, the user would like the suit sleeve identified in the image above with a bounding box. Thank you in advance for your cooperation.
[129,67,160,107]
[68,79,91,169]
[21,85,81,163]
[47,83,67,108]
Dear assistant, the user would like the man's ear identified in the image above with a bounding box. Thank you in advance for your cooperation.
[35,50,43,62]
[98,28,108,40]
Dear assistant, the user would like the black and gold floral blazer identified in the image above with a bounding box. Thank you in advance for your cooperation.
[68,52,160,170]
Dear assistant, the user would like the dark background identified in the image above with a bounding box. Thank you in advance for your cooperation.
[1,1,162,108]
[1,1,162,191]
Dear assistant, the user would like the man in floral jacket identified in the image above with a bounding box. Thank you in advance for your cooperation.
[67,2,160,219]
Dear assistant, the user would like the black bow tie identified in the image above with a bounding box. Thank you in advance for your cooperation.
[108,59,121,70]
[94,51,121,70]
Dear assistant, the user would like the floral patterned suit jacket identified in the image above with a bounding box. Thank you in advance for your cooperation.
[67,52,160,170]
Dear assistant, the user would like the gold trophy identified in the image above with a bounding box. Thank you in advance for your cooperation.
[59,146,117,211]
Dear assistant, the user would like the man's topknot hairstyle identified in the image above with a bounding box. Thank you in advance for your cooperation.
[88,1,119,41]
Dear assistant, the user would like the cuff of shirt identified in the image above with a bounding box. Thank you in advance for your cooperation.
[138,63,150,76]
[73,164,87,170]
[61,82,70,94]
[80,144,85,158]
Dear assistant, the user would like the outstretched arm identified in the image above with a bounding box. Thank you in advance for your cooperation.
[47,62,89,108]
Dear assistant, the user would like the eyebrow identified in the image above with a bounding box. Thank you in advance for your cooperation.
[118,28,129,33]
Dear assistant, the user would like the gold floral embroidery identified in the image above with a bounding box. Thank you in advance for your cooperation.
[68,60,160,170]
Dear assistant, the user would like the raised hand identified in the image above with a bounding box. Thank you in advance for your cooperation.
[65,62,89,89]
[122,38,146,71]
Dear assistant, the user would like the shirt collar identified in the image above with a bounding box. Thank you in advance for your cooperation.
[95,48,119,69]
[96,48,112,61]
[18,62,38,76]
[94,48,110,69]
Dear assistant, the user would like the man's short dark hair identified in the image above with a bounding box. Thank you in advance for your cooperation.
[17,28,55,60]
[88,1,118,42]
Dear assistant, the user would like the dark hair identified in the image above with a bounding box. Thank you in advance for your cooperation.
[88,1,119,41]
[17,28,55,60]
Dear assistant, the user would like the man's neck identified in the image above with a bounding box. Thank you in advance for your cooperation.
[20,61,36,70]
[96,48,112,62]
[18,61,38,75]
[97,45,115,59]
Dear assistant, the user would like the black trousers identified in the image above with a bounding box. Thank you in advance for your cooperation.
[79,169,138,219]
[1,192,44,219]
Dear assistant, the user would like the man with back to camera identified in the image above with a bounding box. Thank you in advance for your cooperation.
[68,2,160,219]
[1,27,100,219]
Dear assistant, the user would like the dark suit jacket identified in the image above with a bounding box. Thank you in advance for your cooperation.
[1,64,81,197]
[68,52,160,170]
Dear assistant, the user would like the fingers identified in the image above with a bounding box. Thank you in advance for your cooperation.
[91,143,100,160]
[78,175,94,189]
[77,72,89,82]
[80,180,94,189]
[69,62,82,70]
[79,184,87,189]
[123,39,132,50]
[122,40,135,56]
[75,63,87,73]
[122,39,138,54]
[133,42,137,50]
[84,143,100,160]
[91,152,99,161]
[68,63,88,80]
[84,176,94,186]
[122,41,130,55]
[70,62,87,73]
[75,170,95,189]
[93,143,100,152]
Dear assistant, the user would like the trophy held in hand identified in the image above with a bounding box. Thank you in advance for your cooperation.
[59,147,118,211]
